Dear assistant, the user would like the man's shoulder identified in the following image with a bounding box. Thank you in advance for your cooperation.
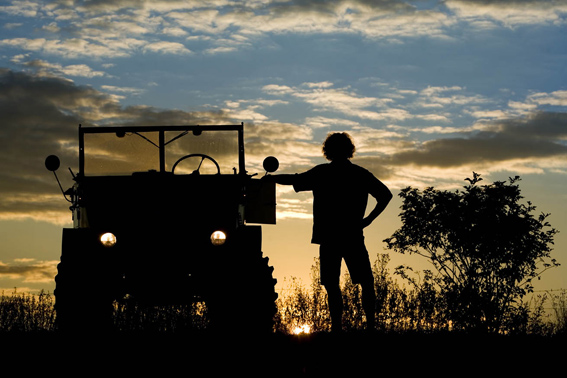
[348,163,386,190]
[316,160,375,177]
[311,161,376,179]
[308,162,333,174]
[349,161,369,171]
[347,161,375,177]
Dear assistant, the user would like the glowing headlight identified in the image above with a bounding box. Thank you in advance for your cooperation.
[210,231,226,246]
[100,232,117,247]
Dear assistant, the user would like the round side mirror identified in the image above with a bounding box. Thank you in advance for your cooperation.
[263,156,279,173]
[45,155,61,172]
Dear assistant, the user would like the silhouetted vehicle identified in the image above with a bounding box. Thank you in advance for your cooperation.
[46,124,280,332]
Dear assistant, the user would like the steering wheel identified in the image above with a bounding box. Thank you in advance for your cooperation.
[171,153,221,175]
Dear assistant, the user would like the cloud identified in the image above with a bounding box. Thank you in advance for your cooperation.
[466,109,508,119]
[528,90,567,106]
[0,69,230,222]
[247,121,313,141]
[221,98,289,121]
[387,112,567,169]
[263,82,498,125]
[101,85,146,100]
[101,85,144,94]
[16,58,108,78]
[263,82,408,120]
[257,80,567,190]
[0,37,137,59]
[4,0,563,62]
[420,86,464,96]
[417,125,474,134]
[265,82,487,125]
[303,81,334,89]
[262,84,295,95]
[143,41,192,54]
[162,26,188,37]
[298,110,567,189]
[0,1,39,17]
[418,86,489,107]
[4,22,23,29]
[235,0,454,40]
[303,116,360,129]
[0,259,58,283]
[349,126,411,156]
[445,0,567,28]
[204,46,238,54]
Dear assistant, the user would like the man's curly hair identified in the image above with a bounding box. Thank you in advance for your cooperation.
[322,132,356,161]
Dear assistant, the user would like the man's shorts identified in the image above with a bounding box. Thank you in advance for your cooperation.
[319,237,373,287]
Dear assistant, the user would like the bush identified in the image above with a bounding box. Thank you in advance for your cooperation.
[0,290,55,332]
[384,174,559,333]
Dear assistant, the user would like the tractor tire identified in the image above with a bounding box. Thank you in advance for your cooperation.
[54,259,115,333]
[54,229,120,333]
[206,251,278,334]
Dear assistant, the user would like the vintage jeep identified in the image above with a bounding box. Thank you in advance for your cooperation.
[46,123,279,332]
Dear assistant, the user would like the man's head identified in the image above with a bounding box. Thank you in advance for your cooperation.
[322,132,356,161]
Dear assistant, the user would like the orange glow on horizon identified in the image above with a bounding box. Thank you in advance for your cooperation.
[292,324,311,335]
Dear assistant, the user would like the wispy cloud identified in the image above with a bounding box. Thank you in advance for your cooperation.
[142,41,192,54]
[528,90,567,106]
[263,82,406,121]
[0,1,39,17]
[0,259,58,283]
[0,37,138,59]
[302,116,360,129]
[14,57,108,78]
[258,80,567,190]
[262,82,500,125]
[445,0,567,28]
[381,112,567,184]
[2,0,564,61]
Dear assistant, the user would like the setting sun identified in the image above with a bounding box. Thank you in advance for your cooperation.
[293,324,311,335]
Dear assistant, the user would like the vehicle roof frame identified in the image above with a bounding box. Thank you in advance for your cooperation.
[77,123,246,176]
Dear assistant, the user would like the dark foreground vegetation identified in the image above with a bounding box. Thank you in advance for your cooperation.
[2,254,565,336]
[1,266,565,375]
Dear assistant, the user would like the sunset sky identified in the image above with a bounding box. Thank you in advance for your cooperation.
[1,0,566,296]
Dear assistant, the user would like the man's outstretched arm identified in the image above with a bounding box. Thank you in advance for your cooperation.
[362,180,393,229]
[263,174,297,185]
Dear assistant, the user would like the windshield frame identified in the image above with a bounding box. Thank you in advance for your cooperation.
[78,124,245,177]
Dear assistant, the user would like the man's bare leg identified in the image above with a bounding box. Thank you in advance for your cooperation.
[361,280,376,331]
[325,284,343,332]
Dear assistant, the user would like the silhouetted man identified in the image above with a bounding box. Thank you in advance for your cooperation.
[266,132,392,332]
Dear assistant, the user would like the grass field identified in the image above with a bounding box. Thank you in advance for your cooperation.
[1,289,565,376]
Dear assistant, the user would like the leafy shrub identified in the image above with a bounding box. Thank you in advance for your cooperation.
[384,174,559,333]
[0,290,55,332]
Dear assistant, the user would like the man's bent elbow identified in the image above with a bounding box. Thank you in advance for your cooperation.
[382,188,393,205]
